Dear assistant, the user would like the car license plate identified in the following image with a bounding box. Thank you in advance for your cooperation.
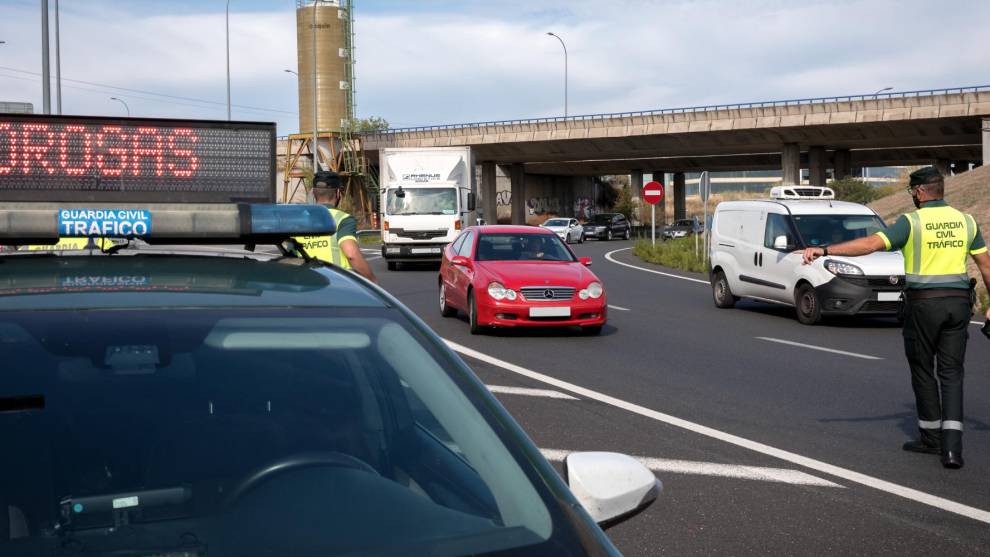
[877,292,901,302]
[529,306,570,317]
[411,247,440,254]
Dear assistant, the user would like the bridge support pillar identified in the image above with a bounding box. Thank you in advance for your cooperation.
[809,146,827,188]
[935,158,951,177]
[781,143,800,186]
[630,170,644,225]
[510,163,527,225]
[833,149,852,180]
[673,172,686,221]
[652,171,667,226]
[983,118,990,166]
[481,161,497,225]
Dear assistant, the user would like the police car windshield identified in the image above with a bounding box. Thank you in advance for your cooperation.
[0,307,559,555]
[476,233,575,262]
[386,187,457,216]
[792,214,886,247]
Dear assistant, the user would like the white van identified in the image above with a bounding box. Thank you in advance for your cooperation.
[709,186,905,324]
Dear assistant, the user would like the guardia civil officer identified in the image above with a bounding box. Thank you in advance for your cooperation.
[802,167,990,469]
[294,171,378,284]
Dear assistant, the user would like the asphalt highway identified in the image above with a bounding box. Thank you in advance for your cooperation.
[368,239,990,556]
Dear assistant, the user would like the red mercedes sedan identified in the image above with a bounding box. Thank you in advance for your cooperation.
[439,225,607,335]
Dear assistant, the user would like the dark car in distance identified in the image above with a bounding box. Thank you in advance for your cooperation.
[582,213,631,241]
[662,218,703,240]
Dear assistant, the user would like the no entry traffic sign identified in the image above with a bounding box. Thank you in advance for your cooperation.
[643,181,665,205]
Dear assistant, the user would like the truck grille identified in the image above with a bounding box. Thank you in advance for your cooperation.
[390,228,448,240]
[520,286,575,301]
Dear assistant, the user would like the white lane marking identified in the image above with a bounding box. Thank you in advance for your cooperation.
[971,321,985,327]
[756,337,883,361]
[444,339,990,525]
[486,385,579,400]
[360,248,380,254]
[539,449,841,488]
[607,304,631,312]
[604,247,709,285]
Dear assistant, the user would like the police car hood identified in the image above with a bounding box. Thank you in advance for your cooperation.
[825,251,904,276]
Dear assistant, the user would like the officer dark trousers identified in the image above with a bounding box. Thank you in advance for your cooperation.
[902,296,971,454]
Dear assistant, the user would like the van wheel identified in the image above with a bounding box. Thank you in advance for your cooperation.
[712,271,737,309]
[439,283,457,317]
[796,283,822,325]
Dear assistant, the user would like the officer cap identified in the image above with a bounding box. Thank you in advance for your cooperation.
[312,171,343,190]
[908,166,942,188]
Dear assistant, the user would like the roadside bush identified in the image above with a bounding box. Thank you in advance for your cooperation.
[829,177,881,204]
[633,237,707,274]
[612,186,635,222]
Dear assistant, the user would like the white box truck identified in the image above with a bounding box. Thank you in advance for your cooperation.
[379,147,476,270]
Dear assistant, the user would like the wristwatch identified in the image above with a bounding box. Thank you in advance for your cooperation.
[822,246,829,256]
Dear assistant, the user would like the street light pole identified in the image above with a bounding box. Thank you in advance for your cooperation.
[873,86,892,97]
[225,0,231,120]
[546,32,568,117]
[312,1,319,173]
[41,0,51,114]
[110,97,130,117]
[54,0,62,114]
[284,68,298,76]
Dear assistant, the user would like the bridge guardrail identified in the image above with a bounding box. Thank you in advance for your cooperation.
[358,85,990,137]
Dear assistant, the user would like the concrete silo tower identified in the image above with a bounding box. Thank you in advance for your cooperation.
[295,0,354,133]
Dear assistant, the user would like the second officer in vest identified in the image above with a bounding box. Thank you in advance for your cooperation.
[294,171,377,284]
[802,167,990,469]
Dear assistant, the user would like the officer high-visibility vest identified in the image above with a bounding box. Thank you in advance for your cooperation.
[23,238,112,251]
[903,205,978,289]
[292,206,352,269]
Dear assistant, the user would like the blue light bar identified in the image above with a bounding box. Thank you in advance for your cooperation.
[249,204,336,236]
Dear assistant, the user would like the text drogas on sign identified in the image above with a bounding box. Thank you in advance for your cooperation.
[0,123,199,178]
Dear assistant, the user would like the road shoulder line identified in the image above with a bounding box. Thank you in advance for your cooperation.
[604,247,709,285]
[445,339,990,525]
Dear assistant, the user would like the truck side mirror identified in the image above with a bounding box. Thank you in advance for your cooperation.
[467,192,476,212]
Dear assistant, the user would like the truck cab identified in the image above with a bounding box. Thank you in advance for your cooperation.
[379,148,476,270]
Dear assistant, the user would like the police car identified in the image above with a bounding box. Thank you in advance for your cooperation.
[709,186,905,324]
[0,114,659,556]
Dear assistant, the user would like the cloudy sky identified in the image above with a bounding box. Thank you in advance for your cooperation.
[2,0,988,134]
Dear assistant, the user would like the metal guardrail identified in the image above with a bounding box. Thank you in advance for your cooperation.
[360,85,990,137]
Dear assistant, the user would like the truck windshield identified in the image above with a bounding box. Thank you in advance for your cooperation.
[386,188,458,216]
[791,214,886,247]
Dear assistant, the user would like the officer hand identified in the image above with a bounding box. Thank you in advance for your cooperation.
[801,247,824,265]
[985,307,990,321]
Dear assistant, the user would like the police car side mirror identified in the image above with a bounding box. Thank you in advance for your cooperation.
[773,235,790,251]
[564,452,661,528]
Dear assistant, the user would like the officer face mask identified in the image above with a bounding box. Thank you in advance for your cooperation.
[910,187,922,209]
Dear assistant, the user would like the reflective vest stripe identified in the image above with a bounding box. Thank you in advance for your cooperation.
[965,214,977,248]
[907,212,923,276]
[905,273,970,284]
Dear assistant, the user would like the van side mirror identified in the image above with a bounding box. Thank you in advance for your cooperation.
[773,235,790,250]
[564,452,661,528]
[467,192,476,212]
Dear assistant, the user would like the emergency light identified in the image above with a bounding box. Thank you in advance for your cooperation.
[0,203,335,245]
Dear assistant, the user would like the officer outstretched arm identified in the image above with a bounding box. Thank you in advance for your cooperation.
[801,235,885,265]
[973,251,990,321]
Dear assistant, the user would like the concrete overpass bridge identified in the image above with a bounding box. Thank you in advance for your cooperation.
[362,86,990,224]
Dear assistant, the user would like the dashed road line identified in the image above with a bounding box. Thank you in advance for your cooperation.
[539,449,842,488]
[487,385,579,400]
[608,304,631,312]
[445,339,990,525]
[756,337,883,360]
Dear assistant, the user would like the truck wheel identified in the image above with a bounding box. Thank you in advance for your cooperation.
[468,292,484,335]
[387,261,399,271]
[795,283,822,325]
[439,282,457,317]
[712,270,738,309]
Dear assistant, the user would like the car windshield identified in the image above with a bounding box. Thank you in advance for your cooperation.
[543,219,569,227]
[386,187,458,216]
[588,215,613,224]
[791,214,886,247]
[0,307,558,556]
[475,233,575,262]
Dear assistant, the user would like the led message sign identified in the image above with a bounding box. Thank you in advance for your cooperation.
[0,115,276,203]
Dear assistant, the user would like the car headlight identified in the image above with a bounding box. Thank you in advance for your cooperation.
[579,282,604,300]
[824,259,864,276]
[487,282,516,301]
